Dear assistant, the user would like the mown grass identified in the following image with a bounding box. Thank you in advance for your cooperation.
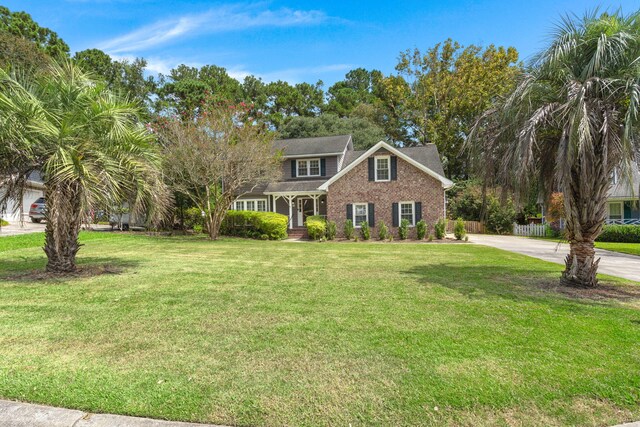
[532,236,640,257]
[1,232,639,426]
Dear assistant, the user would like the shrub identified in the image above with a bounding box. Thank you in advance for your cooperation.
[344,219,354,240]
[454,218,466,240]
[486,197,516,234]
[416,219,427,240]
[183,207,204,230]
[193,224,203,234]
[434,218,446,239]
[399,218,409,240]
[378,221,388,240]
[428,234,434,242]
[221,211,288,240]
[360,221,371,240]
[596,225,640,243]
[326,220,337,240]
[0,219,8,227]
[305,215,327,240]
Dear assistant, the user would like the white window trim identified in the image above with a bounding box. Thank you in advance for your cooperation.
[296,158,321,177]
[608,201,623,220]
[234,198,268,212]
[612,167,619,185]
[399,201,416,227]
[352,203,369,228]
[374,155,391,182]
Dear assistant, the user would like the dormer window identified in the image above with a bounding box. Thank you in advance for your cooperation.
[375,155,390,182]
[297,159,320,177]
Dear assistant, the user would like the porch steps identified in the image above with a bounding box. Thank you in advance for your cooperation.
[287,227,309,239]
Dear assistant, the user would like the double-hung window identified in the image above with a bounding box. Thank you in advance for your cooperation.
[375,155,390,181]
[297,159,320,177]
[399,201,415,226]
[353,203,368,227]
[234,199,268,212]
[608,202,623,221]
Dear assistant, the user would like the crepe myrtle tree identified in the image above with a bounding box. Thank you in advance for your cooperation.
[470,10,640,288]
[156,103,282,240]
[0,61,170,273]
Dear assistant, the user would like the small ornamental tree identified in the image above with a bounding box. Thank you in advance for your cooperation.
[158,103,281,240]
[546,192,565,224]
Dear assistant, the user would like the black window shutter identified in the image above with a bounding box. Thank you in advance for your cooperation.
[291,160,297,178]
[346,204,353,221]
[368,157,375,181]
[368,203,375,227]
[415,202,422,223]
[391,156,397,180]
[320,158,326,176]
[392,202,399,227]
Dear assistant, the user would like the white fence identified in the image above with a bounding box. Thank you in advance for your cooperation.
[513,223,546,237]
[605,219,640,225]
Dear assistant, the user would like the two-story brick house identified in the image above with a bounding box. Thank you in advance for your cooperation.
[233,134,454,237]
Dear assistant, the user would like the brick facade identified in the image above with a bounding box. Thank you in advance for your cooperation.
[326,149,445,238]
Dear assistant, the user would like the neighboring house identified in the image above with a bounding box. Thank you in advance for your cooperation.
[233,135,453,237]
[607,165,640,224]
[0,172,45,223]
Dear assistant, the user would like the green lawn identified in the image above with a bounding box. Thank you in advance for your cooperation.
[1,233,639,426]
[596,241,640,256]
[532,236,640,257]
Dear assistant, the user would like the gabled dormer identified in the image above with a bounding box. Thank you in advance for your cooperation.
[273,135,353,181]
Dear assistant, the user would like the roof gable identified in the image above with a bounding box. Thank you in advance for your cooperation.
[319,141,453,190]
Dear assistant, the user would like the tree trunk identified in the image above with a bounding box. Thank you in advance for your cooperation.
[560,239,600,288]
[43,183,83,274]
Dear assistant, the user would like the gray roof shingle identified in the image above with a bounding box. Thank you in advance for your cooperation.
[264,180,324,193]
[274,135,352,157]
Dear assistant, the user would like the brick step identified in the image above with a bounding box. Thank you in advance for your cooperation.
[287,228,308,238]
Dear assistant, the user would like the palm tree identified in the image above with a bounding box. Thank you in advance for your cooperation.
[471,10,640,288]
[0,61,169,273]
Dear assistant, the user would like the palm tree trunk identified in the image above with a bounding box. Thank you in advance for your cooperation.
[561,239,600,288]
[43,183,83,273]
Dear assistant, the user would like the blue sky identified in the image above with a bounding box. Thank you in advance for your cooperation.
[4,0,639,86]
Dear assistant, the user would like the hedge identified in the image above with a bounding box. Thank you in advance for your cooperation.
[305,215,326,240]
[221,211,288,240]
[596,224,640,243]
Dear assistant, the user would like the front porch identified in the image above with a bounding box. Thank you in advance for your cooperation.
[267,192,327,229]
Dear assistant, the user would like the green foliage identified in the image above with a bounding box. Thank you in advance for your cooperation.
[447,180,484,220]
[0,6,69,59]
[416,219,427,240]
[596,225,640,243]
[0,32,51,73]
[305,215,327,241]
[192,224,203,234]
[454,218,466,240]
[396,39,520,177]
[279,113,386,150]
[377,221,388,240]
[486,198,516,235]
[221,211,288,240]
[0,219,8,226]
[434,219,446,239]
[182,207,203,231]
[398,219,409,240]
[344,219,354,240]
[74,49,155,104]
[326,220,337,240]
[360,221,371,240]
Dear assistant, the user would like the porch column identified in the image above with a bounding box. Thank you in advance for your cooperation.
[283,195,295,229]
[313,196,317,216]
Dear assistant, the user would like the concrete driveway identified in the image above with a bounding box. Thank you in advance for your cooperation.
[0,221,46,237]
[470,234,640,282]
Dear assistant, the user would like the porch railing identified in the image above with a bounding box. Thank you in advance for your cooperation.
[605,219,640,225]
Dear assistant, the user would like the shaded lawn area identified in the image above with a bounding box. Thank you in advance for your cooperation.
[1,233,640,426]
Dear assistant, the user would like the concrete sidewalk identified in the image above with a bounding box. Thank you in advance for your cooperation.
[0,400,226,427]
[470,234,640,282]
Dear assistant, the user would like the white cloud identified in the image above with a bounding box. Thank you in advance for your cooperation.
[99,4,328,54]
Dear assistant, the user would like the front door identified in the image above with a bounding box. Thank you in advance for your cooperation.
[297,198,315,227]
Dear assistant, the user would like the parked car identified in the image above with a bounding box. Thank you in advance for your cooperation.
[28,197,46,223]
